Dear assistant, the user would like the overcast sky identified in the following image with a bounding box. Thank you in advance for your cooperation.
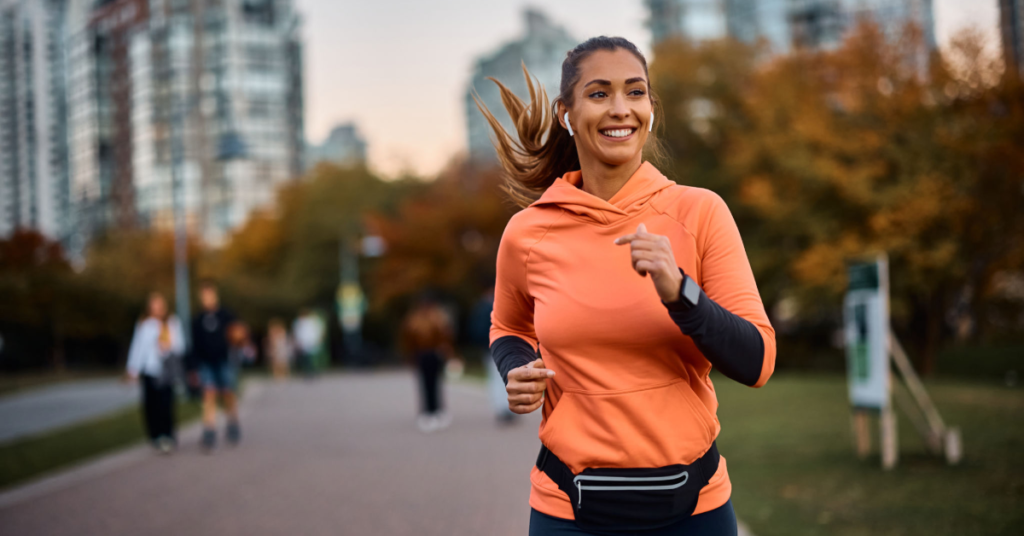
[294,0,1001,178]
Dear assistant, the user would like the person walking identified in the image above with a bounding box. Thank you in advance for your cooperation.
[189,282,242,451]
[400,294,455,433]
[469,286,516,424]
[292,309,325,379]
[265,318,294,380]
[478,37,776,534]
[125,292,185,454]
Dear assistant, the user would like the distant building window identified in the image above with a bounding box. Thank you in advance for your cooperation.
[246,45,276,72]
[247,98,273,117]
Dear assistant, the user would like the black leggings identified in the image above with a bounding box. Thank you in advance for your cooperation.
[416,350,443,414]
[528,500,738,536]
[141,375,175,441]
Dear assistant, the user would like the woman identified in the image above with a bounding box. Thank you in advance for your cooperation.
[479,37,776,535]
[400,295,455,433]
[265,318,294,380]
[126,292,185,454]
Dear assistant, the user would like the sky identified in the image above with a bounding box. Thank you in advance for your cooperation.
[294,0,1001,178]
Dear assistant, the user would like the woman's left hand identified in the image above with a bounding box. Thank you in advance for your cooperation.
[615,223,683,303]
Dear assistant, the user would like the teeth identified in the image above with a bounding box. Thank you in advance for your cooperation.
[601,129,634,138]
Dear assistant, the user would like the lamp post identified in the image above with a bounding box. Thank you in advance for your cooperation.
[171,96,190,347]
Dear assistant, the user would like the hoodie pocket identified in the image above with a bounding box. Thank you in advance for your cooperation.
[539,379,715,473]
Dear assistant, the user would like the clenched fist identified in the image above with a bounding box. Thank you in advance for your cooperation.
[506,358,555,414]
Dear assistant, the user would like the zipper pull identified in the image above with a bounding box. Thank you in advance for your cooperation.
[576,480,583,509]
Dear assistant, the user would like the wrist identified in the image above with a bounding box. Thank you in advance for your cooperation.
[661,267,684,303]
[663,269,701,311]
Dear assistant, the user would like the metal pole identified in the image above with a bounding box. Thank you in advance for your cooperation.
[172,98,191,347]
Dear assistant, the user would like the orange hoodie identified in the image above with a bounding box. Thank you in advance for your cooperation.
[490,162,776,520]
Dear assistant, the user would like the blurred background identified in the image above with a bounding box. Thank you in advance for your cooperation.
[0,0,1021,535]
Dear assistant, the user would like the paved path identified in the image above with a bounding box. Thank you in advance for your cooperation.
[0,372,753,535]
[0,378,136,444]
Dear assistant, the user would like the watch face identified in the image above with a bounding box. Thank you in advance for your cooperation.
[683,277,701,306]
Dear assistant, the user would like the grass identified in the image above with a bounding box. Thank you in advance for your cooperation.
[0,370,118,397]
[0,397,201,491]
[715,373,1024,536]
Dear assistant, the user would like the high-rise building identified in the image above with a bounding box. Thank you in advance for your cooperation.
[1001,0,1023,80]
[0,0,70,240]
[465,9,576,163]
[646,0,935,54]
[66,0,304,246]
[305,123,367,170]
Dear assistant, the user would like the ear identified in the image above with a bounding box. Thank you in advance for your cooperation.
[556,101,568,130]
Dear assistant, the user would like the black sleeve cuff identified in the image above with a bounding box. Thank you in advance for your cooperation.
[663,283,765,387]
[490,335,537,385]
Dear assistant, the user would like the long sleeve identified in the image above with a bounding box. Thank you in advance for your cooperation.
[489,218,540,384]
[671,194,776,388]
[168,316,186,358]
[664,282,765,386]
[186,316,200,370]
[126,322,145,377]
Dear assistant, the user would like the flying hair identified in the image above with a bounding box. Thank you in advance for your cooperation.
[472,36,664,208]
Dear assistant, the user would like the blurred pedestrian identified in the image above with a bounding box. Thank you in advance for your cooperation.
[125,292,184,454]
[228,322,257,367]
[400,294,454,433]
[479,37,774,533]
[292,309,325,379]
[190,282,243,451]
[265,318,294,380]
[469,286,516,424]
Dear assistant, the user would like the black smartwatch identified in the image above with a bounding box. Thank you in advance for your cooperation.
[665,269,701,311]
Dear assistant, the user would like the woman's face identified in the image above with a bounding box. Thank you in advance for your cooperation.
[148,295,167,319]
[561,49,653,168]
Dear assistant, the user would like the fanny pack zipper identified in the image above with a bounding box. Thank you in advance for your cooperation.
[572,470,690,509]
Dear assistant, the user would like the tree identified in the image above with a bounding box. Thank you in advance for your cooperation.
[650,23,1024,373]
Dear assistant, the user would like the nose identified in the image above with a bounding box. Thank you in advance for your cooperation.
[608,92,629,119]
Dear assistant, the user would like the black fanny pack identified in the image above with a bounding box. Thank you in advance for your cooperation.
[536,442,720,533]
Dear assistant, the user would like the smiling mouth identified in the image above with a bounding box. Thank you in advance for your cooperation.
[600,128,636,139]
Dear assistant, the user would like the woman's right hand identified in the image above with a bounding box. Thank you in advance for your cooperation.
[506,358,555,414]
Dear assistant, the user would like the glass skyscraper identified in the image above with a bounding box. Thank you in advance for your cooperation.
[464,9,577,163]
[0,0,70,241]
[66,0,304,246]
[646,0,935,54]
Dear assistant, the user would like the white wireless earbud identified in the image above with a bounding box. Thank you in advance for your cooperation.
[564,112,574,137]
[649,111,654,132]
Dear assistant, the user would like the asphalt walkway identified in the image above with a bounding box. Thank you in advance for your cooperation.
[0,378,136,444]
[0,372,752,535]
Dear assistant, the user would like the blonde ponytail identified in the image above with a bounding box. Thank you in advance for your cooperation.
[472,64,578,208]
[473,36,662,208]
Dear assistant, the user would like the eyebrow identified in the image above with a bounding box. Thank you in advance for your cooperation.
[582,77,648,89]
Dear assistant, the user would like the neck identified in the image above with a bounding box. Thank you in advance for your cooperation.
[577,152,643,202]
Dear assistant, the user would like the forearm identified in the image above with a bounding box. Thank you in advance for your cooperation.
[490,335,536,385]
[664,287,765,386]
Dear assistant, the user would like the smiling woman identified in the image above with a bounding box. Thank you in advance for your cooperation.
[476,36,775,536]
[472,37,665,208]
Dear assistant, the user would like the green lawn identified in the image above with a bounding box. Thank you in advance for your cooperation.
[715,373,1024,536]
[0,370,117,397]
[0,398,201,490]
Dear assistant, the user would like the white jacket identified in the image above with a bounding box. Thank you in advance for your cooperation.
[126,316,185,378]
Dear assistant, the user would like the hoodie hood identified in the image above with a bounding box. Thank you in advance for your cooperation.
[530,161,676,225]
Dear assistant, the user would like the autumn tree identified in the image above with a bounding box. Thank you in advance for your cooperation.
[651,23,1024,373]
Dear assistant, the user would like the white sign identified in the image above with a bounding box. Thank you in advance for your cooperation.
[843,256,890,409]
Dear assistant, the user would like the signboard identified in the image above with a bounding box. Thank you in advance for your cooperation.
[843,256,890,409]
